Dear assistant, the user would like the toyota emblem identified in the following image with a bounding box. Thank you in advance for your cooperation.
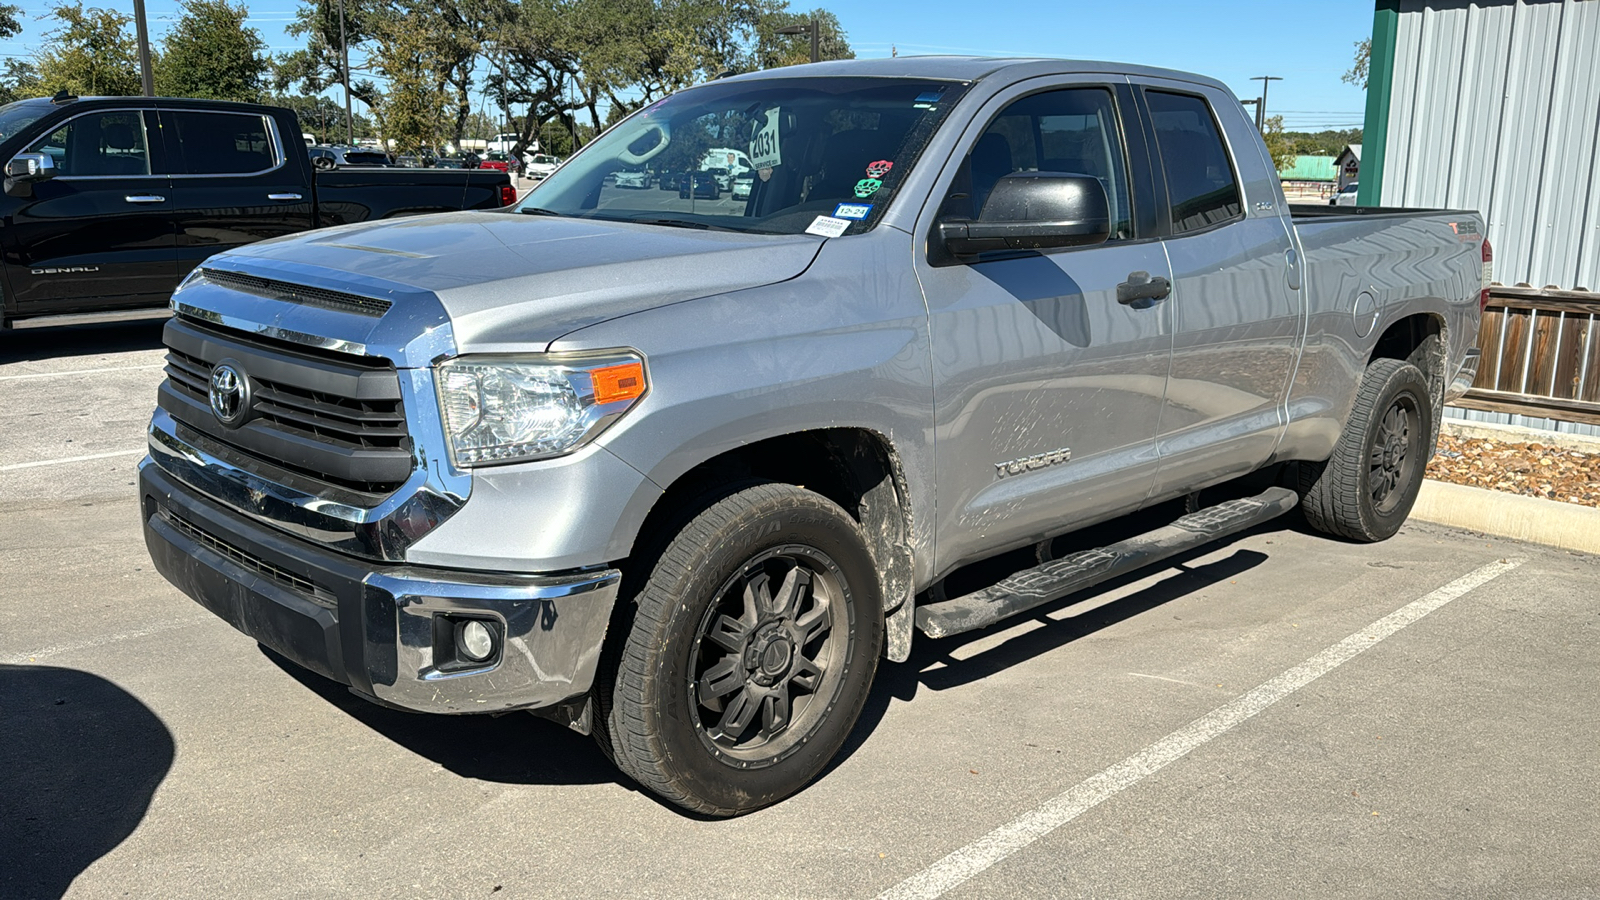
[208,361,251,427]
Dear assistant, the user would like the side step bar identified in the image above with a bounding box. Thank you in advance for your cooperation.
[915,487,1299,639]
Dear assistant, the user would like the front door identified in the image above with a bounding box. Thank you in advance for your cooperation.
[156,107,315,279]
[915,81,1174,572]
[2,108,175,316]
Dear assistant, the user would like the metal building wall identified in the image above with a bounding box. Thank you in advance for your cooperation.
[1379,0,1600,294]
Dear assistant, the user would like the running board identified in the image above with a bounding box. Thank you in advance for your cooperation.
[915,487,1299,639]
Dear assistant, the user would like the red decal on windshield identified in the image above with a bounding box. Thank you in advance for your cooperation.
[866,160,893,178]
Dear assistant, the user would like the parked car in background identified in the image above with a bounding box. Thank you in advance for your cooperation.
[731,175,753,200]
[1332,181,1359,206]
[0,95,514,329]
[526,153,561,180]
[613,168,650,189]
[479,151,521,175]
[678,170,720,199]
[433,156,467,169]
[308,145,391,169]
[657,170,681,190]
[706,166,732,191]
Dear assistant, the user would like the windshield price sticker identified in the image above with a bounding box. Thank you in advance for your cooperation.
[805,215,852,238]
[749,108,783,170]
[834,202,872,220]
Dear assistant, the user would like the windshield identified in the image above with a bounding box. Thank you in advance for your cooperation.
[0,100,51,144]
[519,76,967,236]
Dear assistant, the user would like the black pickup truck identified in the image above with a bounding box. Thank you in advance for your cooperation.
[0,95,514,329]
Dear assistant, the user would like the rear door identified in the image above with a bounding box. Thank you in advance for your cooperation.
[915,79,1175,571]
[1133,82,1304,500]
[3,107,175,315]
[156,106,315,279]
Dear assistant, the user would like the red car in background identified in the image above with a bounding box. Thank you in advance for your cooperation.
[479,151,521,176]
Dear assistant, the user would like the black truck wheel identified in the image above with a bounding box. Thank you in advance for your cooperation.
[598,483,883,816]
[1299,357,1434,542]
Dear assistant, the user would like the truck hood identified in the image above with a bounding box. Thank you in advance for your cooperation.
[221,210,824,352]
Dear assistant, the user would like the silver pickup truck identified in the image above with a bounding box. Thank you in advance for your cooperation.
[140,57,1489,816]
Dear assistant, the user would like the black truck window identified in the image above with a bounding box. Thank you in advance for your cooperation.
[1145,90,1243,233]
[162,110,278,175]
[25,110,150,177]
[945,87,1133,240]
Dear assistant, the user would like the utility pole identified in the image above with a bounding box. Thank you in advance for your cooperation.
[1251,76,1282,130]
[132,0,154,96]
[338,0,354,145]
[775,19,820,64]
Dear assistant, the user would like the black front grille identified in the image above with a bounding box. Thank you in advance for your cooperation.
[159,315,414,494]
[199,268,393,317]
[162,508,335,607]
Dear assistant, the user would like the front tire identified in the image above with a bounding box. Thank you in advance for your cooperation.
[1299,358,1433,542]
[599,483,883,816]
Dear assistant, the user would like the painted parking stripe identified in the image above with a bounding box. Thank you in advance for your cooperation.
[0,448,145,472]
[876,556,1527,900]
[1,615,211,666]
[0,364,164,382]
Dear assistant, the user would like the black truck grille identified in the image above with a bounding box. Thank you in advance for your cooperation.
[159,315,413,494]
[160,508,335,607]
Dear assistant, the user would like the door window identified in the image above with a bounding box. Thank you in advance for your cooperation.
[160,110,278,175]
[942,87,1133,240]
[1145,91,1243,233]
[25,111,150,177]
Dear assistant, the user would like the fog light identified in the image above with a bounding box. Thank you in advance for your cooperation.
[458,620,495,662]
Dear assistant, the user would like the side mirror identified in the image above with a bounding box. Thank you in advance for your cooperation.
[939,173,1111,256]
[5,152,56,198]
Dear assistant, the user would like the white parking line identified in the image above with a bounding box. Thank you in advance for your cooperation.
[877,556,1527,900]
[0,448,145,472]
[0,364,164,382]
[1,615,211,666]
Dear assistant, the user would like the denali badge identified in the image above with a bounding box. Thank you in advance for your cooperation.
[995,447,1072,479]
[208,361,251,427]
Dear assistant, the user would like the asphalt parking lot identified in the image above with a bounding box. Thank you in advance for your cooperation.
[3,321,1598,900]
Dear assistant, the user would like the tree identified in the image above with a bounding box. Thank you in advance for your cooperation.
[367,6,456,152]
[1262,115,1297,174]
[1343,37,1370,91]
[0,59,39,105]
[34,3,144,97]
[156,0,269,101]
[751,7,852,69]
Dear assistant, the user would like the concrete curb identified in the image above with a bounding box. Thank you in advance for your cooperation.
[1441,415,1600,454]
[1412,479,1600,555]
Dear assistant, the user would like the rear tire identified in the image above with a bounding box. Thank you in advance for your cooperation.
[1299,358,1433,542]
[598,483,883,816]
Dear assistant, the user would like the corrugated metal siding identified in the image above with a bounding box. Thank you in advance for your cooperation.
[1383,0,1600,293]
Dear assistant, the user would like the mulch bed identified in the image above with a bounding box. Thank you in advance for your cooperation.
[1426,433,1600,508]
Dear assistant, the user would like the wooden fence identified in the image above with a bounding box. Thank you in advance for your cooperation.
[1460,287,1600,426]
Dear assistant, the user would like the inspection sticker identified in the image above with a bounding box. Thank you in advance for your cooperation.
[806,215,853,238]
[834,202,872,220]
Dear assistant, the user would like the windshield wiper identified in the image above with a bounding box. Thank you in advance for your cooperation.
[518,206,563,217]
[616,217,749,233]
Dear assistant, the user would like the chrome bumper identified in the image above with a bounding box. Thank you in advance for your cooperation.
[1445,348,1482,403]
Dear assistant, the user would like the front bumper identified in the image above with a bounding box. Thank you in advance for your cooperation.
[140,459,618,714]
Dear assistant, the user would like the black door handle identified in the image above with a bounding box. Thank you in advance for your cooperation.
[1117,271,1171,307]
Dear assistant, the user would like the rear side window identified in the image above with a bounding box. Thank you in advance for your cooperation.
[1146,91,1242,233]
[161,110,278,175]
[26,111,150,177]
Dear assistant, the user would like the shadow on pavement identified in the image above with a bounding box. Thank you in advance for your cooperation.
[0,318,167,364]
[260,646,624,788]
[0,665,174,900]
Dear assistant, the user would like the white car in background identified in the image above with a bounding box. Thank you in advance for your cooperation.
[526,154,562,180]
[732,176,753,200]
[1331,182,1359,206]
[613,169,649,189]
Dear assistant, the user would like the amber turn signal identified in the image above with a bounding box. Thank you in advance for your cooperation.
[591,362,646,404]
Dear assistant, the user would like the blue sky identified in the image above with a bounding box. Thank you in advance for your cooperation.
[2,0,1376,132]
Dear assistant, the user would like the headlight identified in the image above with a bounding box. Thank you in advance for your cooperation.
[435,352,648,467]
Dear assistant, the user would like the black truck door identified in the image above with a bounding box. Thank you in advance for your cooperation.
[2,108,176,316]
[156,106,315,278]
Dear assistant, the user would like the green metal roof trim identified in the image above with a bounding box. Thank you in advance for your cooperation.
[1278,155,1337,181]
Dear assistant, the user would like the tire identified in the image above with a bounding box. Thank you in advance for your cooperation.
[1299,358,1434,542]
[597,483,883,816]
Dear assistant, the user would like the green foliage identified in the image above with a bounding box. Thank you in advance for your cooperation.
[751,8,852,69]
[34,3,144,97]
[0,59,40,105]
[1283,127,1363,158]
[269,92,374,141]
[1343,37,1370,91]
[1262,115,1297,174]
[156,0,269,101]
[367,5,456,152]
